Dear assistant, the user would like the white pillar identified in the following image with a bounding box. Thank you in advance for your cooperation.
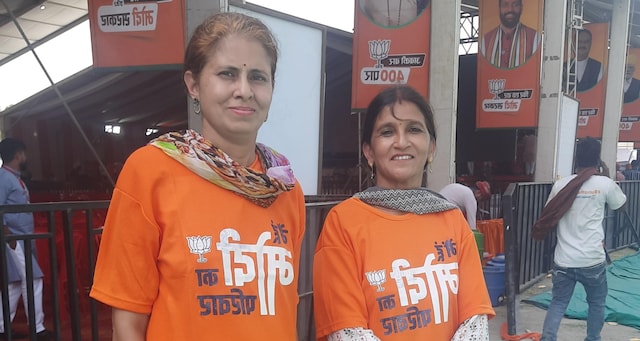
[535,0,568,182]
[601,0,631,178]
[186,0,227,133]
[429,0,461,191]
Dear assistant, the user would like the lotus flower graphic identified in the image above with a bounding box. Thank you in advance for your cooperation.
[369,40,391,69]
[186,236,212,263]
[365,269,387,292]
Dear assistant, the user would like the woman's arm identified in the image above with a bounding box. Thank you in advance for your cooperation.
[327,327,381,341]
[451,314,489,341]
[112,308,150,341]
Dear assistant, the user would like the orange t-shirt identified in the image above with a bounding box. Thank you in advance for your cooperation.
[313,197,495,340]
[90,145,306,340]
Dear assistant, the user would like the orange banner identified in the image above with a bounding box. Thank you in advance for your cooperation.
[88,0,186,69]
[351,0,431,110]
[575,23,609,139]
[620,48,640,142]
[476,0,543,128]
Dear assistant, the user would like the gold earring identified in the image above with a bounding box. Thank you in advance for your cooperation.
[428,157,433,173]
[369,163,375,180]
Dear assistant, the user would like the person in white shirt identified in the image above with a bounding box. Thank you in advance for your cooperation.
[540,137,627,341]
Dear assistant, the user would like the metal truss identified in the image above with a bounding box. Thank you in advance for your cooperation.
[460,12,479,55]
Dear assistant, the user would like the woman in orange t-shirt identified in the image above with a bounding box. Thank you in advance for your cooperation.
[90,12,305,340]
[313,85,495,340]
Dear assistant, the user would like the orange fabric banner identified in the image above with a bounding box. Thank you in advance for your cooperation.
[476,0,543,129]
[575,23,609,139]
[351,0,431,111]
[620,48,640,142]
[477,219,504,256]
[88,0,186,69]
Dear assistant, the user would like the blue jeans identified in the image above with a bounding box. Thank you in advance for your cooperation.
[541,262,608,341]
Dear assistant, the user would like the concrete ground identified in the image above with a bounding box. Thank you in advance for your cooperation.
[488,248,640,341]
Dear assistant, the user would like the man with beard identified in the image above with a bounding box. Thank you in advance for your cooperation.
[567,29,603,92]
[481,0,540,68]
[623,54,640,103]
[0,138,51,340]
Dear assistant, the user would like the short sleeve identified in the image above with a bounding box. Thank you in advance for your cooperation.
[313,209,369,340]
[90,151,162,314]
[606,181,627,210]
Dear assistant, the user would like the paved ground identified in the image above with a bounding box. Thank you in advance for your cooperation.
[488,248,640,341]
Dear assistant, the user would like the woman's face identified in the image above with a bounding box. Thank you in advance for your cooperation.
[363,101,435,189]
[184,35,273,146]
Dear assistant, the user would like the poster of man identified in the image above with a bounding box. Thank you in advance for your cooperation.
[480,0,540,69]
[624,54,640,104]
[569,28,604,92]
[620,49,640,143]
[475,0,543,129]
[572,23,609,139]
[359,0,429,27]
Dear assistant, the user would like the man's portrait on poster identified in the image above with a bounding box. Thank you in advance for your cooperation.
[481,0,540,69]
[359,0,430,27]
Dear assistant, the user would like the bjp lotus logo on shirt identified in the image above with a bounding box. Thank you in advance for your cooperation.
[366,269,387,292]
[186,235,212,263]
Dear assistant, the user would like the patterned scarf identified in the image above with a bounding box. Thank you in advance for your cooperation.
[354,186,457,214]
[487,23,531,68]
[149,130,295,208]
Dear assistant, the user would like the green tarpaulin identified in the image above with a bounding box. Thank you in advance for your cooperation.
[523,251,640,330]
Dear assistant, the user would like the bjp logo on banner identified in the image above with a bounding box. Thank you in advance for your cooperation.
[352,0,431,111]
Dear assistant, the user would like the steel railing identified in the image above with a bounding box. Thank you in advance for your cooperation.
[0,197,346,341]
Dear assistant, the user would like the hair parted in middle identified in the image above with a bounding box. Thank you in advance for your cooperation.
[183,12,279,85]
[362,85,437,147]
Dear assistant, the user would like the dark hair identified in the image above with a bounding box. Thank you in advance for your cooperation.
[0,138,26,164]
[579,28,593,41]
[362,85,436,147]
[184,12,278,85]
[575,137,601,168]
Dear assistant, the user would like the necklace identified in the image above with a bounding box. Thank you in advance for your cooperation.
[386,0,402,26]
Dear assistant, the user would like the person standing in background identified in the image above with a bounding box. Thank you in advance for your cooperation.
[439,183,478,230]
[539,137,627,341]
[0,138,52,340]
[522,130,537,176]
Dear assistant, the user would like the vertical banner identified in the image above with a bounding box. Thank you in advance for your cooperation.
[575,23,609,139]
[88,0,186,69]
[620,48,640,142]
[351,0,431,110]
[476,0,543,128]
